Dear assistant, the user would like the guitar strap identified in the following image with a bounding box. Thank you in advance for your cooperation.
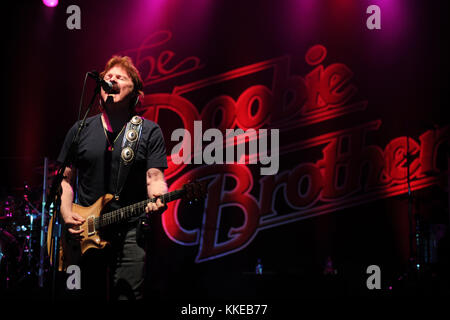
[114,115,144,201]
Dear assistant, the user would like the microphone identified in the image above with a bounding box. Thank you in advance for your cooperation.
[87,71,116,93]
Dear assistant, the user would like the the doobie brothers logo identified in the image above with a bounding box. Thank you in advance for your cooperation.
[123,33,449,263]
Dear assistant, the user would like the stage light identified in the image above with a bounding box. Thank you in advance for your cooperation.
[42,0,58,7]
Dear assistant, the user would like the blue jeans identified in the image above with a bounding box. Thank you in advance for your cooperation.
[79,224,146,301]
[111,226,146,300]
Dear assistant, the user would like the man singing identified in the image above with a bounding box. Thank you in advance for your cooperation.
[57,56,168,300]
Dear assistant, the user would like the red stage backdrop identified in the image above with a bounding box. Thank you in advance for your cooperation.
[2,0,449,298]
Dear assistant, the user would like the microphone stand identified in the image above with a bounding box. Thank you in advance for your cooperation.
[38,157,48,288]
[405,135,416,274]
[405,133,424,282]
[46,82,100,301]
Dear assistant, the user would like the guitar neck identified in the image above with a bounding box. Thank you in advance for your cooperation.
[96,189,185,229]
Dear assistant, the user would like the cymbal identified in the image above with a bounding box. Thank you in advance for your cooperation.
[11,184,43,191]
[0,227,17,244]
[33,160,59,176]
[0,197,20,209]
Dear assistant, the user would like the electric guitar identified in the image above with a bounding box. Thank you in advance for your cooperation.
[47,181,206,271]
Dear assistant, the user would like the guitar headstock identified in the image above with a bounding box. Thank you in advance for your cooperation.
[183,180,207,203]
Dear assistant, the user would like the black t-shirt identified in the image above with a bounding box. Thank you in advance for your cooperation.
[57,114,168,216]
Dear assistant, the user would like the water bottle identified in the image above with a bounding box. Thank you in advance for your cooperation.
[255,258,263,275]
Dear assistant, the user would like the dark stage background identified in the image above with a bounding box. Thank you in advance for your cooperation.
[1,0,449,301]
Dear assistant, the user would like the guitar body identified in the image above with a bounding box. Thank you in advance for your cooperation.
[47,194,114,271]
[47,180,207,271]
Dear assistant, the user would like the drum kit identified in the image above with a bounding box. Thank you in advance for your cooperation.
[0,160,57,290]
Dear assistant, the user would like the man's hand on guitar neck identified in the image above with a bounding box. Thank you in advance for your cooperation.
[145,193,167,215]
